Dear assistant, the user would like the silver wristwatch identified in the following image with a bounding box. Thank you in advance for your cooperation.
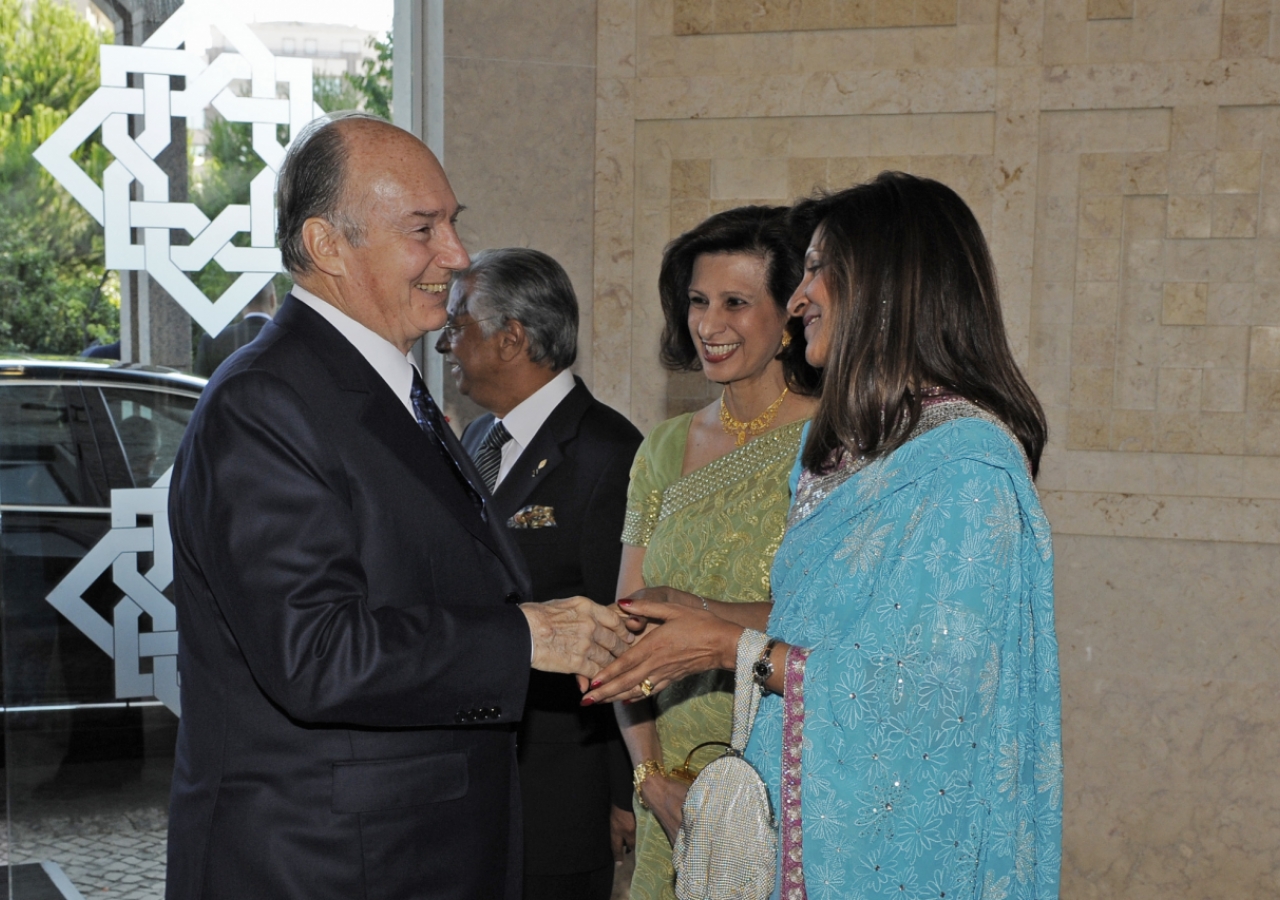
[751,638,778,688]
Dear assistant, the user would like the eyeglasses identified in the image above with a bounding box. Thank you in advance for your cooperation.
[438,315,504,344]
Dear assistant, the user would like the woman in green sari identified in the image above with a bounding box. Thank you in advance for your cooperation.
[613,206,820,899]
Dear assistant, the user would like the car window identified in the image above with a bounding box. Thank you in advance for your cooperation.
[0,384,104,506]
[97,387,199,487]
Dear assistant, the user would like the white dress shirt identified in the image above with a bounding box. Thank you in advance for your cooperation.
[490,368,575,488]
[291,285,420,420]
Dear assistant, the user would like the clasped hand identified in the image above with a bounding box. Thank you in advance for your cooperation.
[520,596,634,678]
[581,587,744,705]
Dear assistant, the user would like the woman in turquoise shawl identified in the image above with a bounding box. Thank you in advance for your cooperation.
[587,172,1062,899]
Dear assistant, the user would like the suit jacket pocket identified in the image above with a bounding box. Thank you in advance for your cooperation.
[331,752,468,814]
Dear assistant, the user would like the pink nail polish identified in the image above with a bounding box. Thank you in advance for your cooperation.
[580,697,595,707]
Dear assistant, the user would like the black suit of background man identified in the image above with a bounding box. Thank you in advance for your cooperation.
[442,248,643,900]
[464,382,640,896]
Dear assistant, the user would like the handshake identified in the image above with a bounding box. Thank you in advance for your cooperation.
[519,597,637,680]
[521,588,736,702]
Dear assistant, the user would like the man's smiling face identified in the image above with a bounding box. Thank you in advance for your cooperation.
[332,124,470,352]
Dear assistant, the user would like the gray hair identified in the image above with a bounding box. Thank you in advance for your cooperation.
[450,248,579,371]
[276,111,391,276]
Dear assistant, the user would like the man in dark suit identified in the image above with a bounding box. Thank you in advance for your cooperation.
[193,282,277,377]
[81,339,120,359]
[439,249,642,900]
[166,113,632,900]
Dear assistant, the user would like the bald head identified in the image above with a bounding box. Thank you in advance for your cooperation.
[277,112,471,352]
[276,113,443,278]
[335,119,450,241]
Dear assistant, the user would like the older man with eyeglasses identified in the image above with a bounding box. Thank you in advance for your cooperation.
[436,248,643,900]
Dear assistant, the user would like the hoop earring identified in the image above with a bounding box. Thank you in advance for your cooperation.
[780,331,793,349]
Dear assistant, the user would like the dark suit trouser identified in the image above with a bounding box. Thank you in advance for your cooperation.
[524,865,614,900]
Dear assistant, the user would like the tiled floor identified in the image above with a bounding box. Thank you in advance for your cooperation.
[2,785,633,900]
[1,713,635,900]
[5,813,167,900]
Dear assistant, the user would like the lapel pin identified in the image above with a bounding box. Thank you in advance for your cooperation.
[533,459,547,476]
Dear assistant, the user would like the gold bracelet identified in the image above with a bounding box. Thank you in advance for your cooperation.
[632,759,664,810]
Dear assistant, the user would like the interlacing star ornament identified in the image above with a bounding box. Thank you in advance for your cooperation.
[38,8,325,713]
[47,469,182,714]
[33,5,324,336]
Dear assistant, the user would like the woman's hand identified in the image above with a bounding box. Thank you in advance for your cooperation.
[612,586,705,636]
[640,773,690,845]
[582,598,744,705]
[609,804,636,862]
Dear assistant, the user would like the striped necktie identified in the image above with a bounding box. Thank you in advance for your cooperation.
[409,370,486,513]
[472,420,511,492]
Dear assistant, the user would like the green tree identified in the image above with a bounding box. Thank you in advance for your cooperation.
[0,0,117,354]
[346,32,392,120]
[314,74,361,114]
[188,115,258,300]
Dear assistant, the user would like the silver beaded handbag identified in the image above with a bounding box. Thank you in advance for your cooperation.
[672,630,777,900]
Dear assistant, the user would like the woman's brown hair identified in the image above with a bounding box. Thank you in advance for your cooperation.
[658,205,821,395]
[795,171,1048,475]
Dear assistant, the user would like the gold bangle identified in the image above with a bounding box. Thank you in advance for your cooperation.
[632,759,664,810]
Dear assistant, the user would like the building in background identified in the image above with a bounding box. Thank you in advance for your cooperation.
[191,21,379,170]
[241,21,378,77]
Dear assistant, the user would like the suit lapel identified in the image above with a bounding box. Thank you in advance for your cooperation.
[358,391,502,557]
[272,296,515,570]
[492,381,592,520]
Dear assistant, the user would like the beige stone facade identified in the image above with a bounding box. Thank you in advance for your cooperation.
[445,1,1280,895]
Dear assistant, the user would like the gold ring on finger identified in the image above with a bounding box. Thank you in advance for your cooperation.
[640,678,654,697]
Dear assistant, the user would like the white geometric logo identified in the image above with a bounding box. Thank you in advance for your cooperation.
[34,7,322,337]
[46,469,181,715]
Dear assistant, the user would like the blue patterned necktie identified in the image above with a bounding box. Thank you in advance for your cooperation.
[472,420,510,492]
[409,369,486,514]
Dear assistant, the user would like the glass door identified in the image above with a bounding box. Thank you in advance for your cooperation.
[0,378,197,899]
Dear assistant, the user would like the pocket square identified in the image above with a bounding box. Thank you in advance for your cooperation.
[508,504,557,529]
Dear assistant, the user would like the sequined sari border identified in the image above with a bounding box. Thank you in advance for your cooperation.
[780,645,810,899]
[657,419,808,527]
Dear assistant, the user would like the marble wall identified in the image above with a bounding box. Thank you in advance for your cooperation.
[586,0,1280,895]
[440,1,598,423]
[435,1,1280,891]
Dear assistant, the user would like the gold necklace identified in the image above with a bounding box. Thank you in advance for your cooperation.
[719,386,789,446]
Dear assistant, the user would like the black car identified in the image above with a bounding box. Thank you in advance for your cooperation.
[0,359,203,800]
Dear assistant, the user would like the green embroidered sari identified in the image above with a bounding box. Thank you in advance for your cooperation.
[621,413,806,900]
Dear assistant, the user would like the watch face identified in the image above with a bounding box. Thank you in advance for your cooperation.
[753,659,772,681]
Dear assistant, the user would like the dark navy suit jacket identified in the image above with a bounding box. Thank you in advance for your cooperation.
[167,295,533,899]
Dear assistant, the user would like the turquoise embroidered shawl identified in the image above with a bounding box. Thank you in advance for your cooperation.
[744,414,1062,900]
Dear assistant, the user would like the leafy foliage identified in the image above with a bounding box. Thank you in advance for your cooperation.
[346,32,392,120]
[314,74,361,114]
[188,115,258,300]
[0,0,117,354]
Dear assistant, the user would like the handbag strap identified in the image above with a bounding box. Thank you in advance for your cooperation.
[732,629,770,752]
